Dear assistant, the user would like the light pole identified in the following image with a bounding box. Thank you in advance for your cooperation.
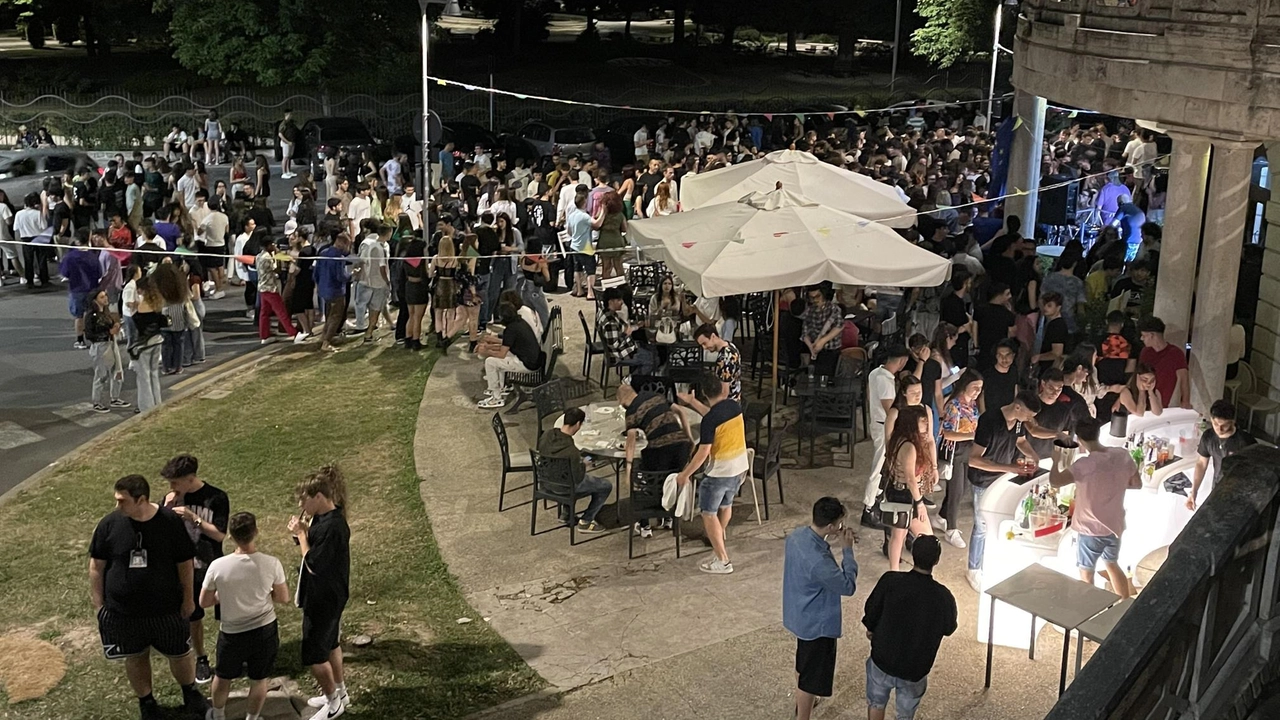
[419,0,445,194]
[890,0,902,95]
[986,0,1019,125]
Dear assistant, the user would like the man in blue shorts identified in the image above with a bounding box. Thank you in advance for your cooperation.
[676,373,749,574]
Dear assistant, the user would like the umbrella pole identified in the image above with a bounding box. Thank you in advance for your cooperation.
[771,290,780,412]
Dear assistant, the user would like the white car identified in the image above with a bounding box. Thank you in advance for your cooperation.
[515,121,597,159]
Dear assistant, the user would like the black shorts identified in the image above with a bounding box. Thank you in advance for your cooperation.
[200,244,227,270]
[300,610,342,666]
[215,621,279,680]
[795,636,837,697]
[98,608,192,660]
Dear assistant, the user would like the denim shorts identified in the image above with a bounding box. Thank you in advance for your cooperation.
[865,657,927,719]
[1076,532,1121,570]
[69,290,92,319]
[698,474,741,514]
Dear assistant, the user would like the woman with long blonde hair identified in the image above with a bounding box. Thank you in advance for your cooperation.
[431,225,460,348]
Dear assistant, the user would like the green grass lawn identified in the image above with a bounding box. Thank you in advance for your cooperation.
[0,344,544,719]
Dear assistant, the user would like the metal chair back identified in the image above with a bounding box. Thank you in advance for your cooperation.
[533,379,566,436]
[531,451,577,503]
[629,468,674,521]
[491,412,516,472]
[667,341,708,383]
[628,374,676,403]
[809,386,858,429]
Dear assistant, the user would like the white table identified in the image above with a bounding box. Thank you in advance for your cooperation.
[983,563,1120,696]
[554,402,700,461]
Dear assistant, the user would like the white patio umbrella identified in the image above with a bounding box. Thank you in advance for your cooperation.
[630,187,950,402]
[629,188,950,299]
[678,149,915,229]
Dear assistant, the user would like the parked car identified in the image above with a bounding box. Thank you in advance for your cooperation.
[595,115,664,168]
[438,122,539,168]
[515,121,597,159]
[296,117,390,182]
[0,148,99,200]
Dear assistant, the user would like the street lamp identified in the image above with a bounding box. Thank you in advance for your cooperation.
[419,0,446,194]
[986,0,1020,124]
[890,0,902,95]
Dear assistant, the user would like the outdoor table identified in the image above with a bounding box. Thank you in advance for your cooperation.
[554,402,701,461]
[1073,597,1134,677]
[983,563,1120,697]
[790,375,860,398]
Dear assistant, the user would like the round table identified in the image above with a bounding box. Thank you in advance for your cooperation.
[554,401,701,460]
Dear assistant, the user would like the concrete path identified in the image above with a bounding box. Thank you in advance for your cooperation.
[415,294,1084,719]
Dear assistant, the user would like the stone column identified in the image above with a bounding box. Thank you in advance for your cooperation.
[1153,135,1211,349]
[1189,140,1255,413]
[1004,89,1047,229]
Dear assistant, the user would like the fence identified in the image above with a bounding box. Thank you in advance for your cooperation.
[0,74,982,149]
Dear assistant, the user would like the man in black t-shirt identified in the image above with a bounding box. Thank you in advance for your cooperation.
[160,454,229,686]
[973,284,1016,370]
[862,536,956,720]
[1026,368,1090,459]
[938,274,972,369]
[473,218,501,326]
[1188,400,1258,510]
[89,474,208,719]
[1033,292,1070,374]
[966,390,1042,589]
[635,158,664,217]
[982,340,1021,411]
[289,468,352,717]
[478,305,541,409]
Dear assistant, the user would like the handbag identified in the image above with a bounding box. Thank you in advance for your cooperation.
[183,300,201,329]
[937,438,954,481]
[654,316,677,345]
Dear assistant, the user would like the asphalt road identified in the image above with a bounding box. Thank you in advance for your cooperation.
[0,160,294,494]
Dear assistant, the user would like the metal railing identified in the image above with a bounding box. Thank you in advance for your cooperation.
[1047,445,1280,719]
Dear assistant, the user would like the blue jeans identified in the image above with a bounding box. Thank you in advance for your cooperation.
[620,346,656,375]
[161,330,183,373]
[968,485,988,571]
[487,261,516,322]
[560,474,612,524]
[865,657,927,719]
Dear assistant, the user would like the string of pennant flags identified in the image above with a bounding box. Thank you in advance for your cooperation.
[7,151,1163,263]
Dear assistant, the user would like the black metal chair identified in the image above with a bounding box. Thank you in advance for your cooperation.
[530,450,582,544]
[752,420,786,520]
[628,374,676,404]
[532,379,567,437]
[800,386,859,468]
[627,468,682,559]
[506,346,563,415]
[626,262,660,292]
[541,305,563,350]
[742,397,773,450]
[666,341,709,384]
[491,413,533,512]
[577,309,606,382]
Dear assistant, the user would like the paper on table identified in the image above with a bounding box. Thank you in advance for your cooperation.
[595,406,617,414]
[580,430,600,437]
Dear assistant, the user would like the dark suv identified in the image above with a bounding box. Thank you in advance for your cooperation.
[298,117,390,181]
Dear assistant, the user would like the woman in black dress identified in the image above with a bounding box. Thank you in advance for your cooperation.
[401,229,430,351]
[286,229,316,337]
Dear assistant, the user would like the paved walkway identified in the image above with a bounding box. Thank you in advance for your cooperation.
[414,294,1083,719]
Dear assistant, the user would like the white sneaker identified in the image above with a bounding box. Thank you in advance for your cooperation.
[260,337,278,345]
[966,569,982,592]
[477,395,505,409]
[211,290,226,300]
[931,515,947,533]
[946,529,967,549]
[317,700,345,718]
[634,522,653,539]
[293,331,310,344]
[699,559,733,574]
[307,690,349,708]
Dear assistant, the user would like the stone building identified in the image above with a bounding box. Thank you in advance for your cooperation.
[1009,0,1280,424]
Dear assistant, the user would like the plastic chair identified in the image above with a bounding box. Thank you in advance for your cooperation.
[800,386,859,467]
[752,420,787,520]
[577,309,606,382]
[532,379,567,437]
[530,451,582,544]
[490,413,533,512]
[628,374,676,404]
[1237,361,1280,432]
[627,468,682,559]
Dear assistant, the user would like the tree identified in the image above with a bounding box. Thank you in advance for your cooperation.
[163,0,416,85]
[912,0,997,67]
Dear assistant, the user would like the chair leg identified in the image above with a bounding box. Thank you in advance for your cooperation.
[628,523,635,560]
[761,470,770,521]
[674,518,681,558]
[529,495,538,535]
[776,469,785,505]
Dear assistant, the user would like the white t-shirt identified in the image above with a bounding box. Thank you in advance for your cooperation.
[122,280,138,318]
[199,211,229,248]
[201,552,286,635]
[177,174,199,209]
[634,128,649,158]
[359,236,389,289]
[348,195,372,228]
[869,366,896,425]
[0,203,12,242]
[233,232,252,281]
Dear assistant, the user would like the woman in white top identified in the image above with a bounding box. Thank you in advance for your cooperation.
[646,180,678,218]
[203,111,222,164]
[488,187,518,227]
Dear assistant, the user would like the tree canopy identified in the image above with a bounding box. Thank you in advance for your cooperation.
[911,0,998,67]
[162,0,417,85]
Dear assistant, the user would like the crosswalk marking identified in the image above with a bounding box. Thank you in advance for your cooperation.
[0,421,43,450]
[52,403,122,428]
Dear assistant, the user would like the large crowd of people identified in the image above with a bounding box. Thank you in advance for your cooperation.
[0,100,1238,720]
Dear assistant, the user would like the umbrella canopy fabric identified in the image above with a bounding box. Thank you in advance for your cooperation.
[629,189,951,299]
[678,149,915,228]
